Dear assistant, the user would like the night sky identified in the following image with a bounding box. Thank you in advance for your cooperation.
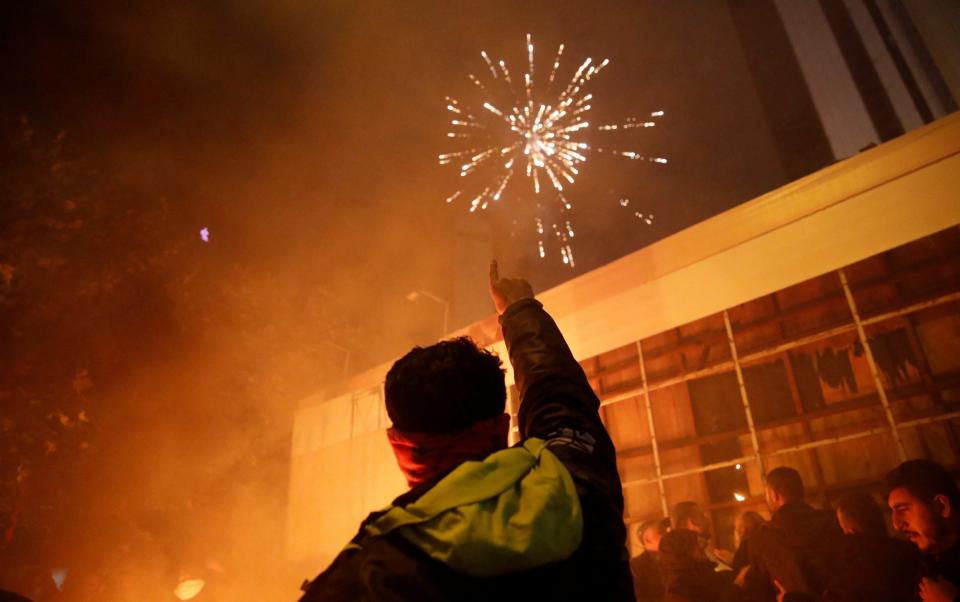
[3,0,790,345]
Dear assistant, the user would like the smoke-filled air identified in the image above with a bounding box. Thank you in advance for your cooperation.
[0,0,855,599]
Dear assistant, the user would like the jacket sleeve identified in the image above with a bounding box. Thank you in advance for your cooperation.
[746,525,813,598]
[499,298,607,445]
[500,298,635,599]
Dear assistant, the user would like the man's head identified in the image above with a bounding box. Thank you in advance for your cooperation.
[385,336,506,434]
[659,529,708,571]
[672,501,711,541]
[886,459,960,554]
[735,510,764,545]
[765,467,804,513]
[637,519,665,553]
[835,492,886,537]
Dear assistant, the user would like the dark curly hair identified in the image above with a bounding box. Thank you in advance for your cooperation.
[836,491,887,537]
[385,337,506,434]
[885,459,960,510]
[766,466,805,502]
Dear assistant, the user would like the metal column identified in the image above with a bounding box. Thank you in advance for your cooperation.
[839,268,908,460]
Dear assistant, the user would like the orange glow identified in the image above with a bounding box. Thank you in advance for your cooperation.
[174,578,205,600]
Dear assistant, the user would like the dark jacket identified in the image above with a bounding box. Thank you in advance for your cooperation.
[745,501,843,601]
[631,550,666,602]
[663,562,732,602]
[298,299,634,601]
[822,533,923,602]
[660,529,738,602]
[663,565,734,602]
[732,534,755,573]
[932,542,960,584]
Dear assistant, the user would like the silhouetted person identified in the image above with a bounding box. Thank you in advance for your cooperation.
[822,491,923,602]
[632,519,667,602]
[887,459,960,602]
[659,529,736,602]
[732,511,765,573]
[298,262,633,601]
[673,500,731,571]
[741,467,842,601]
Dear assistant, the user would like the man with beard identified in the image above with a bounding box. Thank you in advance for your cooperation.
[821,491,924,602]
[887,459,960,602]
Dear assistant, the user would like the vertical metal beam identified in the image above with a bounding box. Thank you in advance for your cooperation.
[839,269,908,460]
[723,310,766,477]
[636,340,669,518]
[903,313,960,459]
[781,350,830,506]
[379,381,387,430]
[507,385,521,447]
[349,391,357,439]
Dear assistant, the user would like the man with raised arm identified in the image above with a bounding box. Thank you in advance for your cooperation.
[298,261,634,601]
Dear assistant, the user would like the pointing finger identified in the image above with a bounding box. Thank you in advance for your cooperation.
[489,260,499,286]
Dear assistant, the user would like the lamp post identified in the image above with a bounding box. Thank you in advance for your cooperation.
[322,340,351,382]
[406,290,450,336]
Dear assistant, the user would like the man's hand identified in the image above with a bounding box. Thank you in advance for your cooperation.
[774,580,786,602]
[489,260,534,315]
[713,547,734,567]
[733,565,750,588]
[920,576,958,602]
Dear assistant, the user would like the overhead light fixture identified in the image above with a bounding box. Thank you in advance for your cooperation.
[405,290,450,335]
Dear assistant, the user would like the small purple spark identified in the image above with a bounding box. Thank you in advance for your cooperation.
[199,227,210,243]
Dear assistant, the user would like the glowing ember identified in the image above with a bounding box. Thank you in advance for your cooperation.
[199,227,210,243]
[733,492,747,502]
[174,578,206,600]
[440,34,666,266]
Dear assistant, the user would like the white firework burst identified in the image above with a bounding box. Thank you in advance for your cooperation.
[440,34,666,267]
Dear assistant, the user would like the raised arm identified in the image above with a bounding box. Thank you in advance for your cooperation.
[489,260,599,422]
[489,261,634,600]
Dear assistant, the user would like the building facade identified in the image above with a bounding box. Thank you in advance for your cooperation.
[287,112,960,567]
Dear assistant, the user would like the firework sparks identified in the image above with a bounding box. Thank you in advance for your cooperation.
[440,35,666,266]
[619,198,655,225]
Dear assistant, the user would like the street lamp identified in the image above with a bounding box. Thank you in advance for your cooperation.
[322,340,351,382]
[406,290,450,336]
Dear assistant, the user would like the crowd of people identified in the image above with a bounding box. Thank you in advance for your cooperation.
[630,461,959,602]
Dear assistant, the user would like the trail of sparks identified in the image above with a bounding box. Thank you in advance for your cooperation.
[440,35,667,266]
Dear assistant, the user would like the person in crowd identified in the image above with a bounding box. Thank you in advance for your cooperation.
[297,262,633,600]
[632,519,667,602]
[740,466,842,601]
[673,501,732,571]
[887,459,960,602]
[821,491,923,602]
[731,511,765,574]
[659,529,736,602]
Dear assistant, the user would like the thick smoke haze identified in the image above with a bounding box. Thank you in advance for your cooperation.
[1,1,793,599]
